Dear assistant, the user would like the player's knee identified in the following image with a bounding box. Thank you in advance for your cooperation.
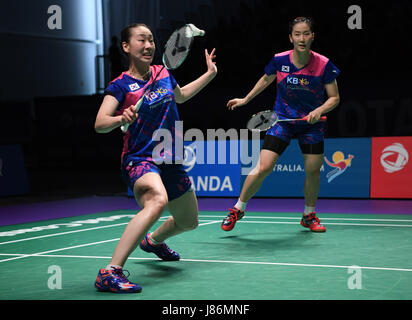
[257,164,274,177]
[178,218,198,231]
[146,195,168,218]
[305,166,321,177]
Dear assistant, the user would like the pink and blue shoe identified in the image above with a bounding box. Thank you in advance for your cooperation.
[139,234,180,261]
[95,267,142,293]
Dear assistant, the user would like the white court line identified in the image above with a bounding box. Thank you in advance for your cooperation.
[0,238,120,263]
[0,219,214,246]
[0,222,129,246]
[0,220,221,263]
[198,215,412,222]
[236,221,412,227]
[0,219,410,273]
[0,252,411,273]
[1,215,412,247]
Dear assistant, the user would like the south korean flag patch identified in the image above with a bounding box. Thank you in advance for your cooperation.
[129,83,140,91]
[281,65,290,72]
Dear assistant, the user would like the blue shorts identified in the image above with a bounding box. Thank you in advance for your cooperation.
[264,121,325,155]
[122,161,192,201]
[267,121,324,145]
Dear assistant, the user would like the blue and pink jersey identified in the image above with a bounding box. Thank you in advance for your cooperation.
[264,50,340,120]
[105,65,180,167]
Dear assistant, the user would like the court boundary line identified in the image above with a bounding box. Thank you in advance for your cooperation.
[0,219,218,246]
[0,252,411,273]
[0,220,221,263]
[0,238,121,263]
[1,215,412,246]
[0,222,129,246]
[0,218,411,273]
[198,215,412,222]
[237,221,412,227]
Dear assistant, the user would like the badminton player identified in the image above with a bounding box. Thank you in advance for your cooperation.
[94,23,217,293]
[221,17,340,233]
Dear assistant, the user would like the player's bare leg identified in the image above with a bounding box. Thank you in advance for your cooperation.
[222,149,279,231]
[95,173,167,293]
[303,153,323,206]
[150,189,199,242]
[240,149,280,202]
[139,188,198,261]
[109,172,168,267]
[301,153,326,232]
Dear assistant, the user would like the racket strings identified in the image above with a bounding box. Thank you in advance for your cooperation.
[171,33,188,55]
[164,28,193,69]
[145,26,195,100]
[246,109,327,132]
[248,111,278,130]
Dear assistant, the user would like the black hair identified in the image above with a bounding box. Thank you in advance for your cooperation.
[118,23,152,69]
[289,17,314,34]
[120,23,152,54]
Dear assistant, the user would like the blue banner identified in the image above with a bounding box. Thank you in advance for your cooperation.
[127,140,242,197]
[241,138,371,198]
[322,138,371,197]
[127,138,371,198]
[183,140,241,196]
[241,139,303,197]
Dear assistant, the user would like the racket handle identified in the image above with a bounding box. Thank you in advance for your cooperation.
[120,96,144,133]
[120,123,129,133]
[301,115,327,122]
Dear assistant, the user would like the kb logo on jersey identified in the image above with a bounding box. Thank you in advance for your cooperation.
[286,76,310,86]
[145,87,168,102]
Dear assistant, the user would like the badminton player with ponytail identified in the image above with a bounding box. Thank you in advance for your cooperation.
[94,23,216,293]
[221,17,340,233]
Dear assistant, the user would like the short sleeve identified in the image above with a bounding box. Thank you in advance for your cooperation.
[168,71,178,89]
[104,81,125,105]
[264,57,278,76]
[323,60,340,84]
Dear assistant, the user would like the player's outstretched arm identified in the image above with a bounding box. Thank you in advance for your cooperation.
[227,73,276,110]
[174,48,217,104]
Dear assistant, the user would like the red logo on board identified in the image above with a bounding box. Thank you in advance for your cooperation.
[370,137,412,198]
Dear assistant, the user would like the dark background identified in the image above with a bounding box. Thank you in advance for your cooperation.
[1,0,411,202]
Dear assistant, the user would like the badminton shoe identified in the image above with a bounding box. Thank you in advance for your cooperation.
[221,207,245,231]
[139,234,180,261]
[95,267,142,293]
[300,212,326,232]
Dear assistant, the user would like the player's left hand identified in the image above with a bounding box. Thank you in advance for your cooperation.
[205,48,217,74]
[306,109,323,124]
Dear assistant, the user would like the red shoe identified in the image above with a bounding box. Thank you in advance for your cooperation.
[301,212,326,232]
[221,207,245,231]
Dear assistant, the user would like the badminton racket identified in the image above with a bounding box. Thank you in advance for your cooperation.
[246,109,327,132]
[121,23,205,132]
